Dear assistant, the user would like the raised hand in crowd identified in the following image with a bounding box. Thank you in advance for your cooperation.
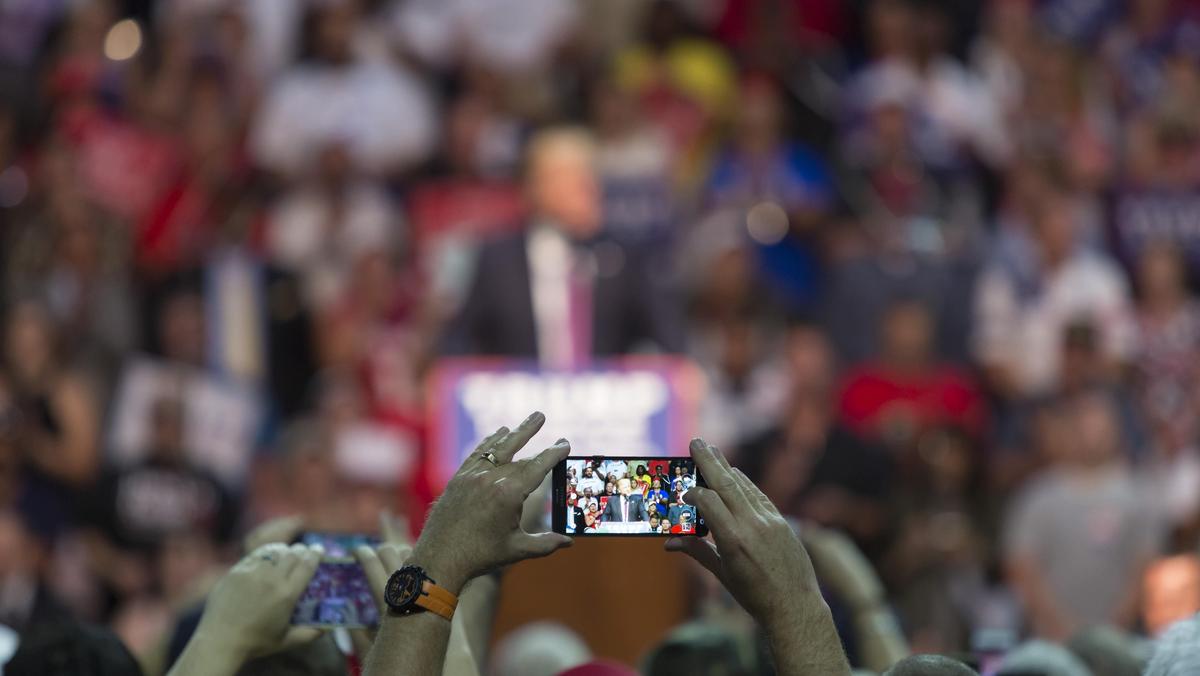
[666,439,851,676]
[167,543,323,676]
[362,411,572,676]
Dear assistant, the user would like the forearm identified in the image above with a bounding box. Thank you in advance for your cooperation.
[763,593,850,676]
[366,547,467,676]
[167,633,247,676]
[365,613,453,676]
[456,573,501,668]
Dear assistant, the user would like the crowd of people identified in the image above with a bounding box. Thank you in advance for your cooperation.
[2,0,1200,672]
[564,458,699,534]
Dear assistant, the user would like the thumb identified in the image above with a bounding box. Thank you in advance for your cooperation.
[664,536,722,579]
[512,531,573,559]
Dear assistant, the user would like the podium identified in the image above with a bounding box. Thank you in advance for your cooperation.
[492,538,692,664]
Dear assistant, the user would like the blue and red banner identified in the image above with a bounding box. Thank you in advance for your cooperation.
[426,357,705,488]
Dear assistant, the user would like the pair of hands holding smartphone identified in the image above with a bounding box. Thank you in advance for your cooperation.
[403,412,846,673]
[173,412,848,676]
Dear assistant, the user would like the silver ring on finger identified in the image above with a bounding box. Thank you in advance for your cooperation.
[479,451,499,466]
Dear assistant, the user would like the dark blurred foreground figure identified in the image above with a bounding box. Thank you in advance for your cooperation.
[1146,612,1200,676]
[446,128,683,367]
[642,622,750,676]
[883,654,977,676]
[0,509,140,676]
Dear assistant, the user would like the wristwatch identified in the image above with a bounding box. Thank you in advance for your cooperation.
[383,565,458,621]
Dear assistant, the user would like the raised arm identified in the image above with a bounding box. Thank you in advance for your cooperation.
[666,439,850,676]
[169,543,322,676]
[362,412,572,676]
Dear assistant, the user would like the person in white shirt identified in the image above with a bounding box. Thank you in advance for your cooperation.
[575,488,598,513]
[249,0,436,179]
[974,190,1136,398]
[599,458,630,481]
[576,466,604,495]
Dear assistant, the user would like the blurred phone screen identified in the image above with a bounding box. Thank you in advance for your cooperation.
[290,532,381,628]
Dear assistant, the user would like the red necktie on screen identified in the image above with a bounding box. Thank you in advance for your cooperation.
[567,250,593,367]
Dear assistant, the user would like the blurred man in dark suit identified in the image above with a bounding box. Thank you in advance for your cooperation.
[445,127,683,365]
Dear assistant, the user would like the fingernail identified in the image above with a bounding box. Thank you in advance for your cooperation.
[690,438,706,452]
[555,438,569,446]
[525,411,545,425]
[311,544,325,555]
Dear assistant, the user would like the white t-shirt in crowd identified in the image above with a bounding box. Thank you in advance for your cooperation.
[973,251,1136,396]
[250,61,436,176]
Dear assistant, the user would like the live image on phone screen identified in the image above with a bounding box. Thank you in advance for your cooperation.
[558,457,705,536]
[290,533,381,628]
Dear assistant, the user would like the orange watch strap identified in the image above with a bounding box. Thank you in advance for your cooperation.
[416,580,458,620]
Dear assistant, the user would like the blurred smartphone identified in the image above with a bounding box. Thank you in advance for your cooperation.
[552,456,707,537]
[290,532,381,628]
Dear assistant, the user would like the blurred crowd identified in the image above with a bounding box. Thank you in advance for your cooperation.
[2,0,1200,672]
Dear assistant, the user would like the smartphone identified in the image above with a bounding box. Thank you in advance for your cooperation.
[552,456,707,537]
[290,532,381,628]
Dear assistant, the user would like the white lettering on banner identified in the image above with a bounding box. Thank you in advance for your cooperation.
[458,371,671,461]
[1116,193,1200,255]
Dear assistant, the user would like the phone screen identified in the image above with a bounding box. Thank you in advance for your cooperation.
[552,457,707,537]
[290,532,381,628]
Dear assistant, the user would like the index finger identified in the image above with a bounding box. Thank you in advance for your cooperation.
[688,439,750,515]
[284,544,321,591]
[492,411,546,463]
[508,438,570,493]
[354,545,388,603]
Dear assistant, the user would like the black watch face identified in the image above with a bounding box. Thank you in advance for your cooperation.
[384,567,423,611]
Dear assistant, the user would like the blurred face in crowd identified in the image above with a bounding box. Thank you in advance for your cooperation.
[1138,243,1187,307]
[314,1,358,64]
[583,488,593,498]
[986,0,1034,45]
[0,511,39,583]
[149,399,186,463]
[606,482,617,495]
[786,386,832,450]
[583,467,593,478]
[1143,555,1200,636]
[1032,193,1077,266]
[4,302,55,384]
[1154,120,1200,188]
[735,79,782,155]
[317,143,353,190]
[527,130,601,240]
[160,291,206,366]
[868,0,916,59]
[1058,321,1103,393]
[1068,393,1120,467]
[590,79,639,139]
[652,479,661,490]
[912,4,950,63]
[919,429,973,494]
[718,321,758,385]
[881,301,934,368]
[786,325,835,393]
